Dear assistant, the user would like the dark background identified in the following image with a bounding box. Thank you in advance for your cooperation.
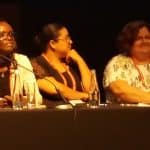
[0,0,150,101]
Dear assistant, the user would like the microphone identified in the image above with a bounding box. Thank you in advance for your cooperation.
[0,54,70,105]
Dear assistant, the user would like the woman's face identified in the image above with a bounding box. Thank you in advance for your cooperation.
[131,26,150,57]
[52,27,72,58]
[0,22,17,55]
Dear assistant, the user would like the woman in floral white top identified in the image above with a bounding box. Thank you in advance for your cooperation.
[103,20,150,104]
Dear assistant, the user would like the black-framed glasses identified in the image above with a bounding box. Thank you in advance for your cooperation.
[0,31,15,40]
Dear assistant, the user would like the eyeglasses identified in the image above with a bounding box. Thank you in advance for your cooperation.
[0,31,15,40]
[135,36,150,41]
[55,36,71,42]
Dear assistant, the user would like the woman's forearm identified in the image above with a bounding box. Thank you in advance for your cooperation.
[109,80,150,103]
[37,77,89,100]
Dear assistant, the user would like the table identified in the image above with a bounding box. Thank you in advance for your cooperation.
[0,105,150,150]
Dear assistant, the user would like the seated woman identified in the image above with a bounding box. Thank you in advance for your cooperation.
[103,20,150,104]
[0,19,42,107]
[31,23,92,104]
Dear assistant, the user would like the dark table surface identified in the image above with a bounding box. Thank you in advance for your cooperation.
[0,104,150,150]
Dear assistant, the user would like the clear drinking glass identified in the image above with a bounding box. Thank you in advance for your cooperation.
[23,81,35,109]
[12,93,23,110]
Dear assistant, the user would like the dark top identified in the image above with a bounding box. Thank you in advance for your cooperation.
[0,68,10,97]
[0,54,12,98]
[31,55,82,102]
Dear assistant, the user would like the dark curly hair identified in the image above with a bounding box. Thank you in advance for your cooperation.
[116,20,150,56]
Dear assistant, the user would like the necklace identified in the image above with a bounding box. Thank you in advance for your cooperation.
[42,54,76,89]
[0,72,4,78]
[0,67,8,78]
[131,58,149,88]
